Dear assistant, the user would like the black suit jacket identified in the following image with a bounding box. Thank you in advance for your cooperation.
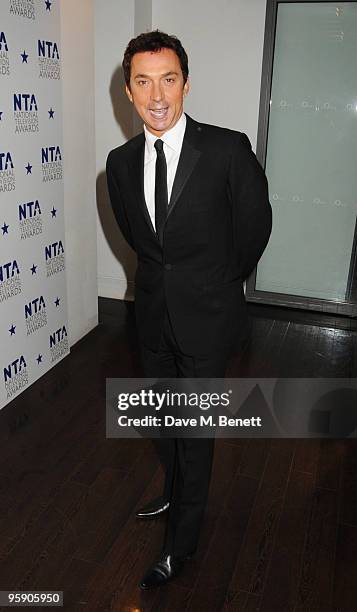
[106,114,272,355]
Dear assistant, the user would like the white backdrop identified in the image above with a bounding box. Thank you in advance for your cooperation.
[0,0,69,410]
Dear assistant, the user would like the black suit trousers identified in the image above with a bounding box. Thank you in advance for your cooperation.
[141,308,231,557]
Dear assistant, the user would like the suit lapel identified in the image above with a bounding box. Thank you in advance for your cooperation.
[166,114,201,222]
[128,134,157,237]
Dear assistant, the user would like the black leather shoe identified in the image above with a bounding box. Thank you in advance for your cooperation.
[139,552,191,589]
[135,496,170,519]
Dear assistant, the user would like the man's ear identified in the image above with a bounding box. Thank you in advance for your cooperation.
[183,78,190,97]
[125,84,133,103]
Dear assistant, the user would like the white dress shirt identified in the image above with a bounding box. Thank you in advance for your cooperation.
[144,112,186,231]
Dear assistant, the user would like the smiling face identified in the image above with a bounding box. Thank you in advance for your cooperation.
[125,47,189,137]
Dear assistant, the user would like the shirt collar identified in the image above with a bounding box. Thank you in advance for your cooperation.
[144,112,186,159]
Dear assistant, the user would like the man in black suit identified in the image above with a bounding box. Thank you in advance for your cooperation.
[106,30,272,589]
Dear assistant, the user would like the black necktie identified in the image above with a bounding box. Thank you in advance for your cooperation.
[154,139,168,242]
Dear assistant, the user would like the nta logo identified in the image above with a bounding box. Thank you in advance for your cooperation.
[3,355,27,383]
[45,240,64,260]
[0,31,8,52]
[25,296,46,318]
[50,325,68,348]
[0,260,20,282]
[38,40,60,59]
[42,146,61,163]
[13,93,38,111]
[19,199,42,220]
[0,152,14,171]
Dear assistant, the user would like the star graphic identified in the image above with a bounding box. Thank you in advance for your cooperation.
[37,354,43,364]
[45,0,52,10]
[25,162,32,174]
[54,297,60,307]
[1,222,9,235]
[48,107,55,118]
[9,324,16,336]
[21,50,28,63]
[0,111,3,121]
[51,206,57,218]
[30,264,37,274]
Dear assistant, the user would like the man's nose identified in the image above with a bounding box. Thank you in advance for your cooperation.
[151,82,163,102]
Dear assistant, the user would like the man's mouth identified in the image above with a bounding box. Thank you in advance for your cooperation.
[148,107,169,119]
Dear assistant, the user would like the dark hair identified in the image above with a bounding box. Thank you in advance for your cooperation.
[122,30,189,88]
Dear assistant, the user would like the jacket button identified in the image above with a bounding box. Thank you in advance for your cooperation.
[164,263,172,270]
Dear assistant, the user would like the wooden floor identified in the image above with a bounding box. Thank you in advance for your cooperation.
[0,298,356,612]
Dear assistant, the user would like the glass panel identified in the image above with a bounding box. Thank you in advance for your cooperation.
[256,2,357,301]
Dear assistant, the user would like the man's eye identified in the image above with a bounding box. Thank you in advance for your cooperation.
[137,80,148,86]
[165,78,175,84]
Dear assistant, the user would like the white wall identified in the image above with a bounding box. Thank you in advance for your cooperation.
[95,0,137,301]
[152,0,267,148]
[95,0,267,301]
[61,0,98,344]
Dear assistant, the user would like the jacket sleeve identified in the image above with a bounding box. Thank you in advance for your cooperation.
[228,132,272,281]
[106,152,136,252]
